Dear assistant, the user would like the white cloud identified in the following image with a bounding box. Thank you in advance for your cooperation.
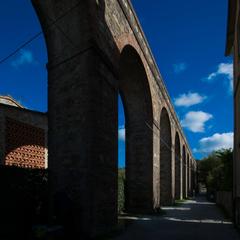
[11,49,34,68]
[195,132,233,154]
[173,62,187,74]
[174,92,207,107]
[181,111,213,133]
[118,126,125,141]
[205,63,233,92]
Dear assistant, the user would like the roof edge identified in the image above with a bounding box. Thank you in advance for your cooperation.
[0,95,24,108]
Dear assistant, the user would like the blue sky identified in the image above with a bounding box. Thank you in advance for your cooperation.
[0,0,233,165]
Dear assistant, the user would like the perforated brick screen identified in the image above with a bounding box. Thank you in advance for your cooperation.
[5,118,46,169]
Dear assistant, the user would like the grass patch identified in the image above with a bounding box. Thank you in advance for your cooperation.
[175,199,187,203]
[173,199,187,206]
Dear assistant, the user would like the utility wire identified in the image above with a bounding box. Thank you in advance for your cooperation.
[0,1,82,65]
[153,119,194,164]
[144,121,196,190]
[0,32,42,65]
[45,14,77,49]
[145,121,195,171]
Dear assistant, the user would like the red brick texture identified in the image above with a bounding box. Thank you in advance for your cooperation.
[5,118,45,169]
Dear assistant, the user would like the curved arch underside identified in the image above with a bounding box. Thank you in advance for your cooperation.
[160,108,172,206]
[119,45,153,213]
[175,132,181,200]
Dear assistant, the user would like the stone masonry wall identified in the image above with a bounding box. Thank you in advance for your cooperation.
[216,191,233,218]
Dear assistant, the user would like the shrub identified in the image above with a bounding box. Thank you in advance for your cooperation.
[118,168,125,213]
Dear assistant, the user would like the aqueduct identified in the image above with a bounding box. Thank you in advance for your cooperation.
[32,0,197,237]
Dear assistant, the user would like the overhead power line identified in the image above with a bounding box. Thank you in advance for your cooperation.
[0,32,42,65]
[0,1,82,65]
[145,121,195,171]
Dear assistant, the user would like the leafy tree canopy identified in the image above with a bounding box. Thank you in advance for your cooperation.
[197,148,233,192]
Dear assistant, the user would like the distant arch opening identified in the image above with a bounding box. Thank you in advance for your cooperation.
[118,95,126,213]
[175,132,181,200]
[119,45,153,213]
[160,108,172,206]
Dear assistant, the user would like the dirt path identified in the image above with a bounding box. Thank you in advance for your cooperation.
[112,196,240,240]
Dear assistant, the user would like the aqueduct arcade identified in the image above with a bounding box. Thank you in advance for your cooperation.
[32,0,197,237]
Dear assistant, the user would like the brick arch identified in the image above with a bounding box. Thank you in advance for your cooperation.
[174,131,181,200]
[31,0,195,237]
[116,35,155,105]
[160,107,173,206]
[119,44,153,213]
[31,1,123,236]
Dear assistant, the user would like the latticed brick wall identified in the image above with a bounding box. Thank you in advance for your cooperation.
[5,118,45,169]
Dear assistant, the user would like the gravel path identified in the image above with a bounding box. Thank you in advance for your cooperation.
[112,195,240,240]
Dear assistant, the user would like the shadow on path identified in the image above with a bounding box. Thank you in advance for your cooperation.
[112,195,240,240]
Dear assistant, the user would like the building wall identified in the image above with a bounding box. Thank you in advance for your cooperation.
[0,104,48,169]
[230,0,240,225]
[216,191,233,219]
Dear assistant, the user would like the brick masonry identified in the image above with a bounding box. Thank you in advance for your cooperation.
[32,0,197,237]
[5,118,45,169]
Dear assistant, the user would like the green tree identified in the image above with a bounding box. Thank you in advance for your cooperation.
[198,148,233,192]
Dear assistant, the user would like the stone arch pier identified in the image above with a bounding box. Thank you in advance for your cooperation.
[31,0,196,237]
